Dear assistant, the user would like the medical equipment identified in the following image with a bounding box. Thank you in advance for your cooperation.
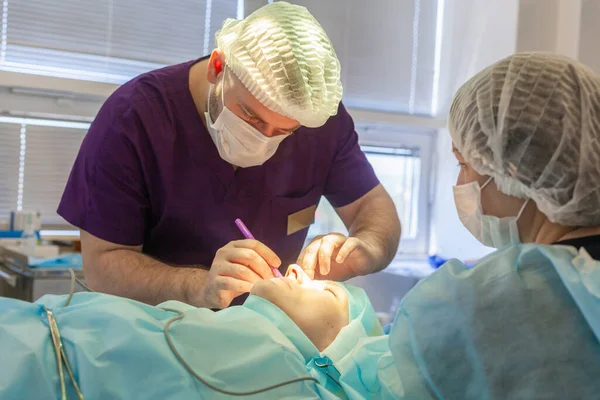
[10,210,41,231]
[0,245,84,301]
[5,211,42,257]
[215,1,343,128]
[20,214,37,256]
[235,218,284,277]
[46,306,84,400]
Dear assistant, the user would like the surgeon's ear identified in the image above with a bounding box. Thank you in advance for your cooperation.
[207,49,225,84]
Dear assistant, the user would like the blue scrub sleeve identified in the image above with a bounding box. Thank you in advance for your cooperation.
[57,99,150,246]
[323,104,380,208]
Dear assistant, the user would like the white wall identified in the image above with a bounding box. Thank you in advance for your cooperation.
[430,0,519,260]
[516,0,560,54]
[435,0,519,117]
[579,0,600,73]
[517,0,582,59]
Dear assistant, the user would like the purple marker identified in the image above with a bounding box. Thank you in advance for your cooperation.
[235,218,284,278]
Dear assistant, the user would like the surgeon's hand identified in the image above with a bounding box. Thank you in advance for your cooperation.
[297,233,376,280]
[193,240,281,309]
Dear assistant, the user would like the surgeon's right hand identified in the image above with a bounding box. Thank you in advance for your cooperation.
[192,240,281,309]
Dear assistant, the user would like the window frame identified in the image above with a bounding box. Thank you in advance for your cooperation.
[355,121,436,256]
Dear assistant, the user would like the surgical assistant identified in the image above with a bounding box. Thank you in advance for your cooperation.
[57,2,401,309]
[387,53,600,398]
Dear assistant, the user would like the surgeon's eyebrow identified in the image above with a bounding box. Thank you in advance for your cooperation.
[239,103,262,121]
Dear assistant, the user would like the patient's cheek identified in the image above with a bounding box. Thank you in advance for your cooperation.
[250,281,278,303]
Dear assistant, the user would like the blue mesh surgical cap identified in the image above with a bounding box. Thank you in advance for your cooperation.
[449,52,600,226]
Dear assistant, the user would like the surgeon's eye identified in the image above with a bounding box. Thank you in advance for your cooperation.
[246,115,260,124]
[240,108,259,122]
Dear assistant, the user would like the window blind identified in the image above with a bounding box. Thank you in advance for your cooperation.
[21,124,86,225]
[0,119,88,226]
[1,0,440,115]
[2,0,238,83]
[0,123,21,224]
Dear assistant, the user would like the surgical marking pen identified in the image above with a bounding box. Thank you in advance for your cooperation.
[234,218,284,278]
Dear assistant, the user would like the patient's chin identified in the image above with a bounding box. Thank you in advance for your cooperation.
[249,279,285,304]
[249,280,271,298]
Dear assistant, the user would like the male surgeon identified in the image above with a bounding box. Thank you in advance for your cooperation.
[58,2,400,309]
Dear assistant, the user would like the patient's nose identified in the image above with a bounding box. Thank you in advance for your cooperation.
[285,264,311,284]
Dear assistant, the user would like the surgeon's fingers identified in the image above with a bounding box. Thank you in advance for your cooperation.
[297,235,317,268]
[227,248,273,280]
[212,276,254,308]
[219,260,263,284]
[215,275,254,294]
[298,238,322,279]
[336,237,360,264]
[233,239,281,268]
[318,235,340,277]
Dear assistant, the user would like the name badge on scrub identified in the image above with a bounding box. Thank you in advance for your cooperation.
[287,205,317,235]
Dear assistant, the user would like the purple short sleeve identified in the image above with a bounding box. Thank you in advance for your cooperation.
[323,104,380,208]
[58,100,150,246]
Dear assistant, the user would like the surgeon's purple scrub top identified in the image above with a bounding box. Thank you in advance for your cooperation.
[58,59,379,272]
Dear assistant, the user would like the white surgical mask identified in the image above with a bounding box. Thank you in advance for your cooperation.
[453,176,529,249]
[204,69,287,168]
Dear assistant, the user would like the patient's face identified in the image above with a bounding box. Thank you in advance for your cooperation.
[251,264,349,351]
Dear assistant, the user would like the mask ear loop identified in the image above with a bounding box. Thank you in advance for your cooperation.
[480,176,494,190]
[206,65,227,125]
[516,199,530,220]
[480,176,530,220]
[220,64,228,109]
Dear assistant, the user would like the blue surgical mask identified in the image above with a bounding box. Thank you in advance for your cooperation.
[453,177,529,248]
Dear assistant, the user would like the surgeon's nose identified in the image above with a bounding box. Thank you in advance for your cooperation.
[285,264,310,284]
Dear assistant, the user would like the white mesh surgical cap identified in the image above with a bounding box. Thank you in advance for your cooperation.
[215,1,343,128]
[449,52,600,226]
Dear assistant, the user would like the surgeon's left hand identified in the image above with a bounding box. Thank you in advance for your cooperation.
[297,233,377,280]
